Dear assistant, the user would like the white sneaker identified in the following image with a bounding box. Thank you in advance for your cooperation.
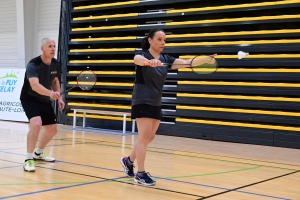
[23,160,35,172]
[33,152,55,162]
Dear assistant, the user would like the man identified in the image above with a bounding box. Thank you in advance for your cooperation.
[20,38,65,172]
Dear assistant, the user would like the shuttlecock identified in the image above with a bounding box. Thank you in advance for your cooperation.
[238,51,249,59]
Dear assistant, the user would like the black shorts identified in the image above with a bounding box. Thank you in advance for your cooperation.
[20,98,57,126]
[131,104,162,120]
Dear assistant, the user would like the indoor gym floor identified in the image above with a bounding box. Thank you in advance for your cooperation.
[0,121,299,200]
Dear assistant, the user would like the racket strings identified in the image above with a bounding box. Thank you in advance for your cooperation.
[77,71,97,90]
[191,56,218,74]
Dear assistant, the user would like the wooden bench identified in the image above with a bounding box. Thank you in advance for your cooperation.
[71,109,136,133]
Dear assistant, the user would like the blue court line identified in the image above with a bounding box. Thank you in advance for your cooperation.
[56,160,123,173]
[0,159,61,166]
[0,147,26,151]
[157,177,291,200]
[0,158,21,164]
[0,177,124,199]
[0,150,291,200]
[0,141,26,143]
[0,165,23,170]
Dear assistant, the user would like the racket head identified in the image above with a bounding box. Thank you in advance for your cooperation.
[190,55,218,74]
[76,70,97,90]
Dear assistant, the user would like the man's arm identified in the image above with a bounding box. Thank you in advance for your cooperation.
[29,77,54,97]
[51,77,61,99]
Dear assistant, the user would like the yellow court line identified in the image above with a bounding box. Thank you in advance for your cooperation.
[179,54,300,59]
[166,39,300,46]
[71,36,137,42]
[73,13,138,21]
[71,15,300,32]
[68,102,130,109]
[73,1,300,20]
[72,25,138,32]
[167,0,300,13]
[178,81,300,87]
[166,14,300,26]
[68,92,300,102]
[177,105,300,116]
[69,54,300,64]
[69,60,133,64]
[68,69,300,74]
[74,0,139,10]
[166,29,300,38]
[70,29,300,42]
[69,39,300,52]
[178,68,300,73]
[68,92,131,98]
[68,113,132,121]
[68,82,133,86]
[176,118,300,132]
[70,48,135,53]
[69,71,135,75]
[177,93,300,102]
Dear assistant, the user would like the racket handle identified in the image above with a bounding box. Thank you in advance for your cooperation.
[144,61,163,66]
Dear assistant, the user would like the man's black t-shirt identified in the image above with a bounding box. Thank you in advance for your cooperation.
[131,50,177,106]
[20,56,61,102]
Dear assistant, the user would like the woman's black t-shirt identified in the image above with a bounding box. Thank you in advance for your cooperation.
[131,49,177,106]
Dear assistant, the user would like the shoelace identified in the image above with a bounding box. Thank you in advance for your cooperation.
[42,152,49,158]
[28,160,34,167]
[143,172,154,182]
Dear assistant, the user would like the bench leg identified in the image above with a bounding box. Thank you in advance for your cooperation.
[132,119,136,133]
[73,110,77,128]
[83,112,86,128]
[123,114,126,134]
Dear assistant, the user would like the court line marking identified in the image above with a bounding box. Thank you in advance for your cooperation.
[62,137,300,170]
[197,170,300,200]
[0,155,290,200]
[52,161,295,200]
[0,157,204,198]
[0,141,26,143]
[120,166,261,181]
[61,138,298,171]
[0,181,89,186]
[0,159,22,164]
[0,138,68,144]
[36,166,205,198]
[0,165,23,170]
[159,177,291,200]
[166,165,261,179]
[0,147,26,151]
[0,178,123,199]
[0,138,297,171]
[0,141,103,151]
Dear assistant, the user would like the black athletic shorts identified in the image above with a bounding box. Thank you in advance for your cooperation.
[20,98,57,126]
[131,104,162,120]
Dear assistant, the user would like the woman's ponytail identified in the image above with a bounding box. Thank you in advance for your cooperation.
[141,36,150,50]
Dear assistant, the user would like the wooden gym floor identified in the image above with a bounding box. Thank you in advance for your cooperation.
[0,121,299,200]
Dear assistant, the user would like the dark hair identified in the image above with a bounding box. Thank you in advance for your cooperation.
[141,29,165,50]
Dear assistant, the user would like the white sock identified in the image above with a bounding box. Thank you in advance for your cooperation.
[26,153,34,160]
[35,148,43,155]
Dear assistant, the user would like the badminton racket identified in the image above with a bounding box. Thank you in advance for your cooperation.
[50,70,97,100]
[144,54,218,74]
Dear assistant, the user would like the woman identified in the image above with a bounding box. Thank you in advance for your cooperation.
[120,29,216,186]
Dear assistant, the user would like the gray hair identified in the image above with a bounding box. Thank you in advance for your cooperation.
[41,38,55,46]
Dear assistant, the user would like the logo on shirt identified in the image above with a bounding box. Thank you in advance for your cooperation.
[51,71,57,74]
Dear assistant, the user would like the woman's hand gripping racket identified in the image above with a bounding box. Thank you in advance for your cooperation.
[144,54,218,74]
[50,70,97,101]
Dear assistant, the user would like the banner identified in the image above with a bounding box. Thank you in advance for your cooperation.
[0,69,28,122]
